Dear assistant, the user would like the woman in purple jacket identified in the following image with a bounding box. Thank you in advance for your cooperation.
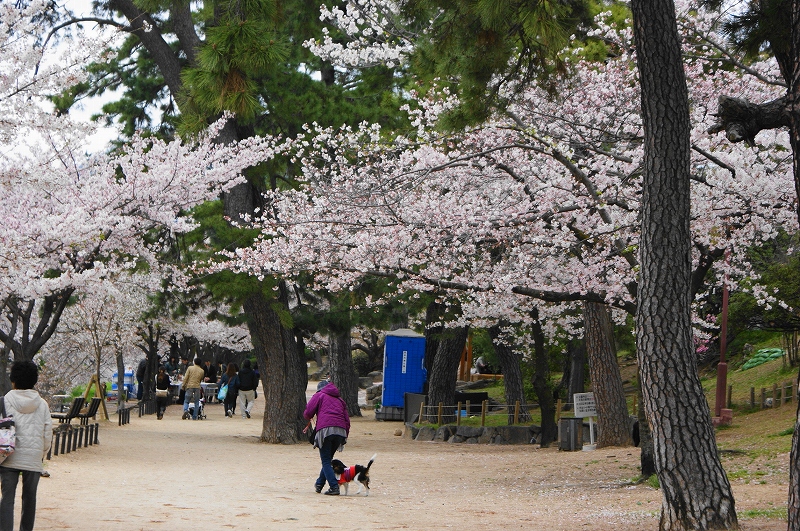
[303,381,350,495]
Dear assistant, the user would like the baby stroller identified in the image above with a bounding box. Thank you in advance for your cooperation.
[185,395,206,420]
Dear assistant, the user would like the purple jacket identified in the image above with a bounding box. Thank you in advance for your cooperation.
[304,383,350,436]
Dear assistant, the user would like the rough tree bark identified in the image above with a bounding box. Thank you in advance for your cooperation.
[583,302,633,448]
[631,0,738,528]
[487,324,531,423]
[245,283,309,443]
[328,329,362,417]
[425,326,469,424]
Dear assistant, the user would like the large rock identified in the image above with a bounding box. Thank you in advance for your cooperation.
[493,426,535,445]
[414,426,436,441]
[455,426,484,439]
[434,426,455,442]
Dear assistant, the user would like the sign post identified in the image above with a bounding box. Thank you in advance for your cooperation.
[573,392,597,451]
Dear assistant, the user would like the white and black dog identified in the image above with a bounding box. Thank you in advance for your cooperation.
[331,454,376,496]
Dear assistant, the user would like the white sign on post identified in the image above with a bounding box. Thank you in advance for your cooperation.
[573,392,597,418]
[573,392,597,451]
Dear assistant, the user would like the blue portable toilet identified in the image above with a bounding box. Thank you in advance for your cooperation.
[378,329,426,420]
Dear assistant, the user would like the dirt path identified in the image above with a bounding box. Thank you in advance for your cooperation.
[13,384,787,530]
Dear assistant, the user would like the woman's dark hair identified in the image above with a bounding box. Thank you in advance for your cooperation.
[226,364,238,377]
[10,361,39,389]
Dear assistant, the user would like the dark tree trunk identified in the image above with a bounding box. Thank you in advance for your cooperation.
[488,324,530,423]
[566,338,586,410]
[423,300,444,389]
[136,322,161,402]
[244,284,308,443]
[637,384,656,478]
[425,326,469,424]
[328,330,362,417]
[631,0,737,527]
[0,290,74,362]
[583,302,633,448]
[530,310,557,447]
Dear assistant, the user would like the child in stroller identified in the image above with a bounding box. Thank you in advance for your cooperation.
[185,395,206,420]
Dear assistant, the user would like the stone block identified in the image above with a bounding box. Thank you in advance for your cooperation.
[414,426,436,441]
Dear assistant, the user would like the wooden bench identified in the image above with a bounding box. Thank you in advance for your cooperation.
[51,396,85,424]
[78,397,102,425]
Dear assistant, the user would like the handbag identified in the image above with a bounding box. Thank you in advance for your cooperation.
[0,397,16,463]
[155,388,169,398]
[304,420,316,445]
[217,383,228,401]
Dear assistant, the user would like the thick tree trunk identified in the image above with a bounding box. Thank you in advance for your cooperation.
[488,324,530,423]
[583,302,633,448]
[425,326,469,424]
[423,300,444,388]
[328,330,362,417]
[244,284,308,444]
[566,338,586,411]
[787,1,800,521]
[530,310,557,447]
[631,0,737,528]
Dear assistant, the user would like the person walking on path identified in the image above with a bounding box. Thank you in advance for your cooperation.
[236,360,258,419]
[155,366,171,420]
[218,363,239,418]
[303,381,350,496]
[0,361,53,531]
[181,358,205,420]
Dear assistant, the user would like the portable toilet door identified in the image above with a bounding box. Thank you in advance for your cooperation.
[381,329,426,408]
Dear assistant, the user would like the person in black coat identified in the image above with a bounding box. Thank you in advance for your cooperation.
[236,360,258,419]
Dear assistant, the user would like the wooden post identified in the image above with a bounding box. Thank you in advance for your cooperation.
[556,399,562,422]
[784,381,790,405]
[418,402,425,424]
[761,388,766,409]
[437,402,443,426]
[514,400,520,425]
[466,400,471,417]
[457,401,462,427]
[727,384,732,409]
[481,400,487,427]
[773,383,778,407]
[750,387,755,408]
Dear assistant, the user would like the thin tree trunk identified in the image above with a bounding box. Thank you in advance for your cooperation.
[328,329,362,417]
[584,302,633,447]
[488,324,530,423]
[425,326,469,424]
[244,284,308,443]
[631,0,737,527]
[530,310,557,447]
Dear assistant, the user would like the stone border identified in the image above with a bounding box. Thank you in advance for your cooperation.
[404,423,540,444]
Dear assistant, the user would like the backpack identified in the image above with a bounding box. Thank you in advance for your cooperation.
[0,397,15,463]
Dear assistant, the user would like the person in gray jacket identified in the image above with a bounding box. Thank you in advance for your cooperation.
[0,361,53,531]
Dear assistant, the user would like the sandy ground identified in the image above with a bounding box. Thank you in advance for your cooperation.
[5,383,788,531]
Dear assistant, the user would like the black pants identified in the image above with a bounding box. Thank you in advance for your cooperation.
[1,467,40,531]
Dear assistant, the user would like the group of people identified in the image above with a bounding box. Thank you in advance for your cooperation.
[0,359,351,531]
[150,357,261,421]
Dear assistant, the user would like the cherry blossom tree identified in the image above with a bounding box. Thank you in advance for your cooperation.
[219,1,794,524]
